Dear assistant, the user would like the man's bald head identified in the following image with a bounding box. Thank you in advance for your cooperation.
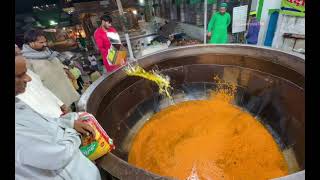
[15,46,31,96]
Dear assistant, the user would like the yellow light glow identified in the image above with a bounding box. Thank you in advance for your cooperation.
[132,10,138,15]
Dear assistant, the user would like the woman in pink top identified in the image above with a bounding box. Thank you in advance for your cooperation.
[94,15,121,72]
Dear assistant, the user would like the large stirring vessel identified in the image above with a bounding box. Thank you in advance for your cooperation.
[78,45,305,180]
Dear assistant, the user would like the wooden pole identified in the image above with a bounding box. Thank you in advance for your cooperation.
[204,0,208,44]
[115,0,135,60]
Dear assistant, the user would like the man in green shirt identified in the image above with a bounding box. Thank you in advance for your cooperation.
[207,2,231,44]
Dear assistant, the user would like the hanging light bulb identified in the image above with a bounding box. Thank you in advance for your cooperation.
[49,20,58,26]
[138,0,145,6]
[132,9,138,15]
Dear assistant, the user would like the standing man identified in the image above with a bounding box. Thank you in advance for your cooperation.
[21,29,80,107]
[245,11,260,45]
[94,14,121,73]
[207,2,231,44]
[15,51,101,180]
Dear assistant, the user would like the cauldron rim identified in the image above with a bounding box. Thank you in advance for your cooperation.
[78,44,305,180]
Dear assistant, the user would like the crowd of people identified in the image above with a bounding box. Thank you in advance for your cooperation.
[207,2,260,45]
[15,14,123,180]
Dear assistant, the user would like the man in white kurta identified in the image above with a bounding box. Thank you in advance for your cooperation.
[17,70,64,118]
[15,100,101,180]
[15,46,101,180]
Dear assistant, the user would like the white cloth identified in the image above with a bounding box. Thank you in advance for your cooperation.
[22,44,80,106]
[88,56,97,62]
[15,98,101,180]
[106,32,121,44]
[17,70,64,118]
[25,57,80,106]
[88,56,97,66]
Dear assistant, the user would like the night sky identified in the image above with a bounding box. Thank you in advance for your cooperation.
[16,0,100,14]
[16,0,59,14]
[16,0,33,13]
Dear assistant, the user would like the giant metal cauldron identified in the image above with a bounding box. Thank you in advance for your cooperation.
[78,45,305,180]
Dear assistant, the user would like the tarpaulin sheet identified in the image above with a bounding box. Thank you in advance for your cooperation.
[280,0,305,17]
